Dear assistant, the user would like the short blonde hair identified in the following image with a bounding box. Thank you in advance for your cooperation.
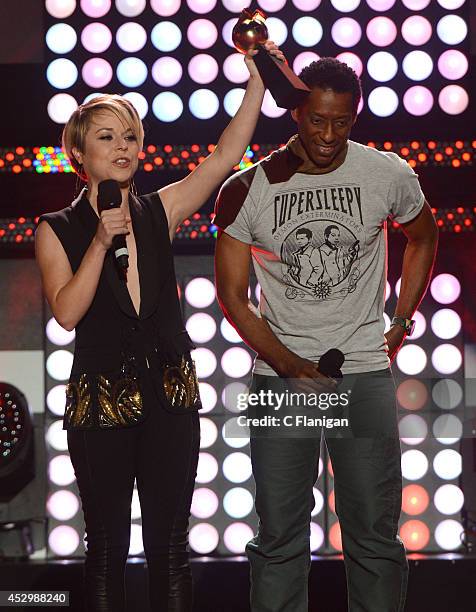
[62,94,144,180]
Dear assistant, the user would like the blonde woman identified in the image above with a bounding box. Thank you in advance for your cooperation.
[36,42,284,611]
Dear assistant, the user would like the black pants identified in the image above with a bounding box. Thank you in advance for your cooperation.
[67,393,200,612]
[246,369,408,612]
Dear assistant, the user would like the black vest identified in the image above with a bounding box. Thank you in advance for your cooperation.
[39,189,201,428]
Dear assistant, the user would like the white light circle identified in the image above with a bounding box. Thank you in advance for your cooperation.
[185,277,216,307]
[222,0,252,10]
[222,382,249,413]
[188,54,219,84]
[402,51,433,81]
[187,0,217,13]
[80,0,111,17]
[433,449,462,480]
[221,347,253,378]
[46,23,78,54]
[434,520,464,551]
[403,86,434,117]
[198,382,217,413]
[196,452,219,483]
[129,523,144,555]
[292,0,322,9]
[437,15,467,45]
[223,88,246,117]
[81,58,113,88]
[46,0,77,18]
[47,350,74,381]
[402,0,430,7]
[151,0,181,15]
[117,57,148,88]
[311,487,324,517]
[366,0,396,8]
[192,348,217,379]
[431,309,461,340]
[186,313,217,344]
[430,274,461,304]
[223,487,254,518]
[46,317,75,346]
[433,414,462,445]
[222,417,249,449]
[367,87,398,117]
[49,526,79,556]
[293,52,320,76]
[401,16,432,46]
[47,490,80,521]
[266,18,288,46]
[122,92,148,120]
[115,0,146,17]
[222,452,252,483]
[331,18,362,48]
[366,16,397,47]
[367,51,398,82]
[47,93,77,123]
[187,19,218,49]
[409,311,426,341]
[83,91,105,104]
[383,312,391,334]
[189,523,219,554]
[331,0,360,10]
[396,345,427,376]
[116,22,147,52]
[401,449,428,480]
[81,22,112,53]
[399,414,428,446]
[385,280,391,301]
[438,85,469,115]
[335,52,363,77]
[46,420,68,451]
[258,0,286,10]
[48,454,76,486]
[222,18,238,47]
[434,485,464,515]
[151,21,182,52]
[47,59,78,90]
[437,0,465,7]
[199,417,218,449]
[223,522,254,554]
[46,385,66,417]
[395,277,401,297]
[223,53,248,84]
[261,89,287,117]
[220,318,243,343]
[432,379,462,410]
[292,17,322,47]
[191,487,219,519]
[431,344,462,375]
[310,522,324,552]
[152,92,183,122]
[438,50,469,80]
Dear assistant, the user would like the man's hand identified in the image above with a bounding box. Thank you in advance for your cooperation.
[282,355,337,395]
[385,324,406,364]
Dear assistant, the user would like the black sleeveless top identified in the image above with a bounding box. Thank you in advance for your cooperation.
[39,188,201,429]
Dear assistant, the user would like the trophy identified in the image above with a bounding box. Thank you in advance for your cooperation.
[232,8,310,109]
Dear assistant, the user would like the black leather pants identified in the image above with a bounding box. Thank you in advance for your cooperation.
[67,401,200,611]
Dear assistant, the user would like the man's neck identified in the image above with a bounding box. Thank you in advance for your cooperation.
[287,135,349,175]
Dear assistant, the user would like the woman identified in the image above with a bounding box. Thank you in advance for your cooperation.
[36,42,284,611]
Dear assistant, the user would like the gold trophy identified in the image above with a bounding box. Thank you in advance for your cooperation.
[232,8,310,109]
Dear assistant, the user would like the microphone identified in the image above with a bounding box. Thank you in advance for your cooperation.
[97,179,129,270]
[317,349,345,381]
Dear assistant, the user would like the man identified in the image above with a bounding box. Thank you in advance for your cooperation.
[214,58,438,611]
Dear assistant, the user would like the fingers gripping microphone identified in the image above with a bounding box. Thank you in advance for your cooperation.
[317,349,345,380]
[97,179,129,270]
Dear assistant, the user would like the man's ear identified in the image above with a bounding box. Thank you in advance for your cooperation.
[291,108,299,123]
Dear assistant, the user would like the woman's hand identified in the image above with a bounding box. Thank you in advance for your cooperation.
[94,208,130,251]
[244,39,286,81]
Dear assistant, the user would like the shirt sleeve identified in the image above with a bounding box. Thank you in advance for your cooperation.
[213,170,257,245]
[387,154,426,224]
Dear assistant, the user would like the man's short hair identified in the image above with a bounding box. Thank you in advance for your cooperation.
[296,228,312,239]
[324,225,339,238]
[298,57,362,117]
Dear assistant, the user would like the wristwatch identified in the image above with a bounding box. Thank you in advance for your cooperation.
[391,316,416,336]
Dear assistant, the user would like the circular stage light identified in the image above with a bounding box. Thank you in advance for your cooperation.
[186,313,217,344]
[196,452,219,483]
[189,89,219,119]
[46,350,73,381]
[49,525,80,557]
[199,417,218,449]
[293,52,320,76]
[431,309,461,340]
[329,521,342,552]
[335,52,362,77]
[116,0,146,17]
[433,414,462,445]
[47,59,78,90]
[434,519,464,550]
[191,348,217,379]
[432,379,462,410]
[47,385,67,416]
[402,51,433,81]
[48,455,75,486]
[185,277,215,308]
[80,0,111,17]
[82,58,113,88]
[437,15,467,45]
[396,345,427,376]
[83,92,105,104]
[437,0,465,7]
[222,417,249,449]
[222,18,238,47]
[223,53,248,84]
[403,86,434,116]
[188,19,218,49]
[401,16,432,46]
[399,414,428,445]
[433,449,462,480]
[430,274,461,304]
[222,452,252,483]
[81,22,112,53]
[151,0,181,16]
[367,87,398,117]
[399,520,430,551]
[401,449,428,480]
[292,17,322,47]
[266,18,288,46]
[46,24,77,54]
[366,17,397,47]
[402,0,430,8]
[46,0,77,18]
[188,54,219,84]
[261,89,287,117]
[431,344,462,375]
[438,50,468,80]
[223,487,254,518]
[331,18,362,48]
[122,92,148,119]
[47,490,80,521]
[292,0,322,9]
[395,277,401,298]
[434,484,464,515]
[222,0,252,10]
[152,91,183,122]
[187,0,217,12]
[151,21,182,52]
[116,22,147,52]
[367,51,397,82]
[46,421,68,452]
[128,523,144,555]
[396,379,428,412]
[198,382,217,413]
[222,382,249,413]
[331,0,360,10]
[221,347,253,378]
[258,0,286,10]
[366,0,395,9]
[46,317,75,346]
[152,56,183,87]
[438,85,469,115]
[383,312,390,333]
[311,488,324,517]
[223,522,254,554]
[117,57,147,88]
[406,311,426,341]
[220,318,243,343]
[310,523,324,552]
[191,487,219,519]
[402,484,429,515]
[224,88,246,117]
[189,523,219,554]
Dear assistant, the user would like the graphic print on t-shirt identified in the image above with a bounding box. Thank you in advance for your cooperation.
[271,183,365,302]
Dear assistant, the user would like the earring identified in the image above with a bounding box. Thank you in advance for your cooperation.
[129,178,138,198]
[74,163,83,197]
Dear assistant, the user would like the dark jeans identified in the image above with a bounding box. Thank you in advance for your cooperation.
[246,369,408,612]
[67,380,200,612]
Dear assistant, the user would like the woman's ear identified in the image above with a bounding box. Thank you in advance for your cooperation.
[71,147,82,164]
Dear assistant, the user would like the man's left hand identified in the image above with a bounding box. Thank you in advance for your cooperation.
[385,324,406,364]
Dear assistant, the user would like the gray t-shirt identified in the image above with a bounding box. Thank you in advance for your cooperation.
[214,139,425,375]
